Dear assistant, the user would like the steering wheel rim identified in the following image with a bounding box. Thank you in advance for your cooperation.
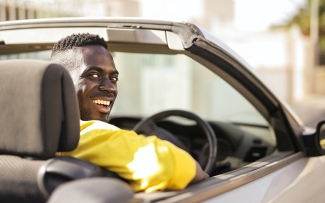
[132,110,217,174]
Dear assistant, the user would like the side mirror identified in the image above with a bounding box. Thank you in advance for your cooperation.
[317,121,325,150]
[302,120,325,156]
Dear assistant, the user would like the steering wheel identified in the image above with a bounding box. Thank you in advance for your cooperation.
[132,110,217,174]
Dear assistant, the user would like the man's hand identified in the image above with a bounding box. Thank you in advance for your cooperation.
[190,161,209,183]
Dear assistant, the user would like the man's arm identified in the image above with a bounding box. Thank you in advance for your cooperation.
[191,161,209,183]
[61,120,208,192]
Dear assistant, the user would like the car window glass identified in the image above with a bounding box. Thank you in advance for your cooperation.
[0,50,51,61]
[112,52,266,123]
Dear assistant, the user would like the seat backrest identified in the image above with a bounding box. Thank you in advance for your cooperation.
[0,59,80,203]
[0,59,80,158]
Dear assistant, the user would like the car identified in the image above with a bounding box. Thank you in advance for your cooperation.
[1,17,325,203]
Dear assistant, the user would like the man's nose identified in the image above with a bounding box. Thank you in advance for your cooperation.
[99,78,116,92]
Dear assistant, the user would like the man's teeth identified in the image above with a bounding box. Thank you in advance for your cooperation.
[93,100,110,106]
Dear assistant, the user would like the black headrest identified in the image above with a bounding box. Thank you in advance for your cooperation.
[0,59,80,158]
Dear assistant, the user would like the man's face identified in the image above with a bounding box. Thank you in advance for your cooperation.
[71,45,118,122]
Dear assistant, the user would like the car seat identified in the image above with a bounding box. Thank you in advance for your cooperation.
[0,60,132,203]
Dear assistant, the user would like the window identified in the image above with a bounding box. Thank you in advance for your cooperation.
[112,52,268,125]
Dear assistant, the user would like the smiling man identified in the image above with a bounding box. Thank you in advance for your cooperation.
[51,33,208,192]
[74,45,118,122]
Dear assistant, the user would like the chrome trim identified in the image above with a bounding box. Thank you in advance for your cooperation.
[0,17,174,31]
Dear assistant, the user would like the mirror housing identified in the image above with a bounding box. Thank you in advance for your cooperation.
[317,121,325,151]
[302,120,325,156]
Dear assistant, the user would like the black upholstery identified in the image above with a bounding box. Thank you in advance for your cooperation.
[0,59,80,158]
[0,155,45,203]
[47,178,134,203]
[37,156,126,199]
[0,60,80,202]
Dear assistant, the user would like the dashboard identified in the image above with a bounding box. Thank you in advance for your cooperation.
[108,116,276,175]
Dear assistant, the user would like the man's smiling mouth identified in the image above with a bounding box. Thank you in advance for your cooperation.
[93,99,110,106]
[92,99,111,113]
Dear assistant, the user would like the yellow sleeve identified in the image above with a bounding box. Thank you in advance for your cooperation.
[58,120,196,192]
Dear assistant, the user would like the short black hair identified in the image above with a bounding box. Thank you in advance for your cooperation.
[51,33,107,55]
[50,33,108,73]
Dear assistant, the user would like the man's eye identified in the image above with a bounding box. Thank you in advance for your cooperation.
[111,77,118,82]
[89,73,99,78]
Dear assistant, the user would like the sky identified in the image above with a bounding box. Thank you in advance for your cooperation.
[140,0,307,32]
[140,0,203,21]
[234,0,307,31]
[14,0,308,32]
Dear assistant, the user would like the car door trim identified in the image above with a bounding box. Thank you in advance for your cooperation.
[155,152,302,203]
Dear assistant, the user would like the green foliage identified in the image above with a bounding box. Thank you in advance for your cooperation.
[286,0,325,35]
[282,0,325,49]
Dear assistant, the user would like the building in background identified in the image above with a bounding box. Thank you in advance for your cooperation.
[0,0,139,20]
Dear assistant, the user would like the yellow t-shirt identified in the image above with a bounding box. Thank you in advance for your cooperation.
[57,120,196,192]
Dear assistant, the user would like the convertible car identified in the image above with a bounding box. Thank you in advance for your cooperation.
[1,17,325,203]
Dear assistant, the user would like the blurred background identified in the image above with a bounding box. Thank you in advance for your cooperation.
[0,0,325,127]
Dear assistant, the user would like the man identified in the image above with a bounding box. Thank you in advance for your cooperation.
[51,33,208,193]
